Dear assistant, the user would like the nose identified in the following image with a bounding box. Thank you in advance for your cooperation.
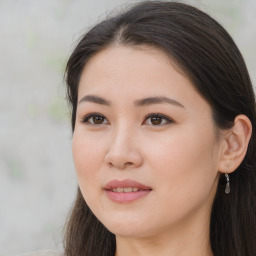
[104,128,143,170]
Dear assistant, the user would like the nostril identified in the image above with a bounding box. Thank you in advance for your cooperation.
[107,161,134,169]
[105,149,143,169]
[108,162,114,167]
[125,162,133,167]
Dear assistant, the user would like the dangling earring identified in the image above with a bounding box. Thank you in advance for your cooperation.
[225,173,230,194]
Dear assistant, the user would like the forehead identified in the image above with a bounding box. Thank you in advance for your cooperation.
[78,45,209,111]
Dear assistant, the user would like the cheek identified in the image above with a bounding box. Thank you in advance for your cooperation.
[72,127,106,165]
[72,132,107,217]
[145,125,219,209]
[72,130,105,192]
[146,126,217,169]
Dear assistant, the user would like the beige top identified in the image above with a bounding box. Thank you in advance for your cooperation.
[12,251,64,256]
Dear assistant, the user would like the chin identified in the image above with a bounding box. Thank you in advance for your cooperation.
[108,226,148,238]
[101,216,155,238]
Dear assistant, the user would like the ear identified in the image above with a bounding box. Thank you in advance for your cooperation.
[218,114,252,173]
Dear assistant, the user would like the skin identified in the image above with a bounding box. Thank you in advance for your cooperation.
[72,45,252,256]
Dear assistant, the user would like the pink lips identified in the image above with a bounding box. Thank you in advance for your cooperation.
[104,179,152,203]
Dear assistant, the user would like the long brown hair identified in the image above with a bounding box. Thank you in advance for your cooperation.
[63,1,256,255]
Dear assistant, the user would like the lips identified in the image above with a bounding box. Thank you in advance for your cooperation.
[104,179,152,191]
[104,179,152,203]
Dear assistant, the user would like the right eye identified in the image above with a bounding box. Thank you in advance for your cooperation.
[81,113,109,125]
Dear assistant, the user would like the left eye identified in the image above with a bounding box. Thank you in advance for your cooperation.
[81,113,109,125]
[143,114,174,126]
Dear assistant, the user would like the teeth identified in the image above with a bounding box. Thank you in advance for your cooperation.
[111,187,140,193]
[124,187,133,192]
[117,187,124,193]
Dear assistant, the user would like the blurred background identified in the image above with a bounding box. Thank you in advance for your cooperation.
[0,0,255,255]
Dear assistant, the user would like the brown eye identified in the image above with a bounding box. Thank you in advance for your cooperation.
[143,113,174,126]
[82,113,108,125]
[151,116,163,125]
[92,116,105,124]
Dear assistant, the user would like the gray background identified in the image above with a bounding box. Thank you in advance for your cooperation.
[1,0,255,255]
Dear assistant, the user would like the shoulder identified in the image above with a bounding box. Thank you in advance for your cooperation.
[12,250,64,256]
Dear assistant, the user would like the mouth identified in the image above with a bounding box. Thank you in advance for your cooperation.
[104,179,152,203]
[108,187,146,192]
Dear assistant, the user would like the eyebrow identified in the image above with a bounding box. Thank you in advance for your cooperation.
[78,94,185,108]
[78,95,111,106]
[134,96,185,108]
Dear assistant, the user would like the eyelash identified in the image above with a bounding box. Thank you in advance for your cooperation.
[81,113,175,126]
[143,113,175,126]
[81,113,109,125]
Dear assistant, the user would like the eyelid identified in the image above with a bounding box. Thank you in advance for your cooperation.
[80,112,109,125]
[143,113,175,125]
[80,112,175,126]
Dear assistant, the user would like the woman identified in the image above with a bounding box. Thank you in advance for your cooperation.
[63,1,256,256]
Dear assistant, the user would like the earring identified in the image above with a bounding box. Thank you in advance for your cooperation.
[225,173,230,194]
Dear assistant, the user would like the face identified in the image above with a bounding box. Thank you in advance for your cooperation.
[72,45,222,239]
